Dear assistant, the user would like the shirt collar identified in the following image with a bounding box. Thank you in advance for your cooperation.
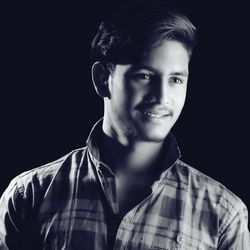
[86,118,181,175]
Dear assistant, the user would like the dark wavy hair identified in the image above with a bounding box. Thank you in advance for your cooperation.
[91,0,197,70]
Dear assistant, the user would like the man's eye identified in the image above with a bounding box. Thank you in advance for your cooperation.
[133,73,152,81]
[171,77,184,84]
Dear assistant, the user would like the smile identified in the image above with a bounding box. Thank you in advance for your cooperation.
[142,111,169,118]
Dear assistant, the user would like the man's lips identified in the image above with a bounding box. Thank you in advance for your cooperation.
[136,103,172,118]
[138,108,171,118]
[141,111,170,118]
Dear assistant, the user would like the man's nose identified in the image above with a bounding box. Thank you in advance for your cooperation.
[154,79,170,105]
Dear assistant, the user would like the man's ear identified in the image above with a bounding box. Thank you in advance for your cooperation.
[91,62,111,98]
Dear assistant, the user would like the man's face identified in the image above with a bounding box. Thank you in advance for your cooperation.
[104,40,189,143]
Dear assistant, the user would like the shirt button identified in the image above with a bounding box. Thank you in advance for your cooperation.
[176,234,183,244]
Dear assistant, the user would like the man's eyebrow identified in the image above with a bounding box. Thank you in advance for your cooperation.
[170,71,189,77]
[130,64,155,72]
[130,65,189,77]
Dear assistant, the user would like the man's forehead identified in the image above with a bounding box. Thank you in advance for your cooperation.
[127,64,189,76]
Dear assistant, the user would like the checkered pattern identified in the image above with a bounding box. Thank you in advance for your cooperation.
[0,120,249,249]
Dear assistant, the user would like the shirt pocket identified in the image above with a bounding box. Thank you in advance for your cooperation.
[150,234,213,249]
[150,233,185,250]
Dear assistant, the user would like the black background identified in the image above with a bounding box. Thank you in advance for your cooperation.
[1,0,250,216]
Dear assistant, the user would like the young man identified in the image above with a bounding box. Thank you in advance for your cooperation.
[0,1,249,249]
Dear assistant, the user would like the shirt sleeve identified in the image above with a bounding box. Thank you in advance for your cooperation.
[0,178,27,250]
[218,195,250,249]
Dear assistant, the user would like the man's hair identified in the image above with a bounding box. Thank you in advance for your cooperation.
[91,0,197,70]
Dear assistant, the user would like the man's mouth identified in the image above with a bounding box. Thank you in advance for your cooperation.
[137,103,172,118]
[140,111,170,118]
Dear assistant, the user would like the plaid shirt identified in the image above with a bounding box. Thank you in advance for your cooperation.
[0,120,249,250]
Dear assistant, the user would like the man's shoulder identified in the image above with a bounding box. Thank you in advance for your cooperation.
[7,147,88,197]
[175,159,246,212]
[175,160,249,243]
[176,159,233,192]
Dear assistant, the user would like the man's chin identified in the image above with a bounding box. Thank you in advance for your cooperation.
[118,117,172,142]
[136,129,170,143]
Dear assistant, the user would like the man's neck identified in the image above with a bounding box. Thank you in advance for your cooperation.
[100,124,166,215]
[100,127,164,174]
